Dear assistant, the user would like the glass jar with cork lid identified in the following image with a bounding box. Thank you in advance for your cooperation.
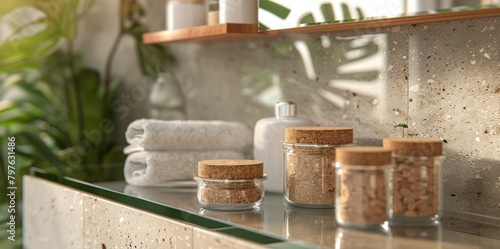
[383,138,445,226]
[194,159,266,211]
[283,127,354,208]
[335,147,394,230]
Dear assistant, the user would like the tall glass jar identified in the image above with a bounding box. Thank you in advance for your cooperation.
[335,147,393,230]
[383,138,445,226]
[283,127,353,208]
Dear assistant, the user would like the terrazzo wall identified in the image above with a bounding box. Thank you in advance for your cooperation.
[71,0,499,219]
[166,17,499,217]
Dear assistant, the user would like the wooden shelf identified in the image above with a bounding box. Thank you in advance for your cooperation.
[143,23,264,44]
[270,8,500,34]
[143,8,500,44]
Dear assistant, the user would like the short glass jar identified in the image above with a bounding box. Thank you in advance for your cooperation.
[335,147,393,230]
[283,127,354,208]
[195,159,266,211]
[383,138,445,226]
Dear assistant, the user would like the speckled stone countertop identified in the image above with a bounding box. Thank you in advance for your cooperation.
[97,181,500,249]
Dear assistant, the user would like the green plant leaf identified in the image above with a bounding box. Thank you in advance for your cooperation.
[34,0,82,39]
[0,0,36,17]
[258,22,269,31]
[299,13,316,25]
[76,68,103,135]
[395,123,409,128]
[320,3,335,22]
[356,7,365,20]
[341,3,353,20]
[259,0,290,19]
[16,131,63,165]
[0,24,63,73]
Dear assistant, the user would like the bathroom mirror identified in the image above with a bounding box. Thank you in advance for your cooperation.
[259,0,500,30]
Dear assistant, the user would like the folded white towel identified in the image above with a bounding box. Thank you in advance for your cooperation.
[124,150,245,186]
[125,119,253,151]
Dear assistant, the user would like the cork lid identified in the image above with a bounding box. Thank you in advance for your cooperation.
[285,127,353,145]
[336,147,392,166]
[383,138,443,157]
[198,159,264,179]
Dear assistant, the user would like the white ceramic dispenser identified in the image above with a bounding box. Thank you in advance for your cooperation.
[254,101,315,193]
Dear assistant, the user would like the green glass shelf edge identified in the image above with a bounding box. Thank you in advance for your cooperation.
[30,167,287,246]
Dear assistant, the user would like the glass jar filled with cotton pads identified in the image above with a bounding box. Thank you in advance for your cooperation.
[283,127,354,208]
[383,138,445,226]
[194,159,266,211]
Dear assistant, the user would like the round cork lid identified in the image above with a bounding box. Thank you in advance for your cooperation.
[383,138,443,156]
[285,127,353,144]
[198,159,264,179]
[336,147,392,166]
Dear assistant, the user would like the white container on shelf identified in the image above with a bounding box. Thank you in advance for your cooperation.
[219,0,258,24]
[167,0,206,30]
[254,101,315,193]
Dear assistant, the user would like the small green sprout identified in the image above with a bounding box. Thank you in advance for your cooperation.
[394,123,419,137]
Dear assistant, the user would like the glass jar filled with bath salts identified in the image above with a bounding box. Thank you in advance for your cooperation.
[383,138,445,226]
[335,147,394,230]
[283,127,354,208]
[194,159,266,211]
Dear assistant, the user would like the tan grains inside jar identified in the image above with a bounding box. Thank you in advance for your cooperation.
[196,159,264,207]
[199,181,262,205]
[383,138,443,219]
[284,127,353,206]
[335,146,392,227]
[393,157,439,217]
[338,167,389,225]
[286,146,336,205]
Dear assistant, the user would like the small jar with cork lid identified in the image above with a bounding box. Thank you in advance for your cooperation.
[194,159,266,211]
[383,138,445,226]
[335,147,394,230]
[283,127,354,208]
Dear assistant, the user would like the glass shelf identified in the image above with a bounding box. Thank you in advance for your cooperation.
[31,168,500,248]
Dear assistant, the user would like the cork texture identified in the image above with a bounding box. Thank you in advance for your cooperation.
[198,159,264,179]
[383,138,443,157]
[336,147,392,166]
[285,127,353,145]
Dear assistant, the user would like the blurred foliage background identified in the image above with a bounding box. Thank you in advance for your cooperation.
[0,1,173,248]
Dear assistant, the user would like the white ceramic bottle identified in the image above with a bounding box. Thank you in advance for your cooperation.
[254,101,315,193]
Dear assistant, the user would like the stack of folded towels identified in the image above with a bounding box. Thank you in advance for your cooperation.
[124,119,253,187]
